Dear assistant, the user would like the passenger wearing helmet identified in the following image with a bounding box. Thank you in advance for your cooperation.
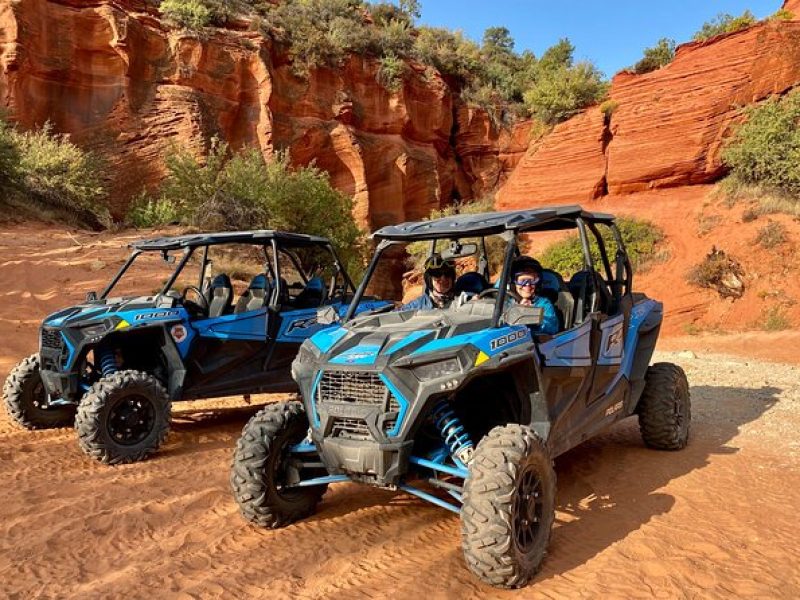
[401,254,456,311]
[510,256,559,335]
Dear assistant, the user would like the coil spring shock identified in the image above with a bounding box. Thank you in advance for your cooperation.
[97,346,118,377]
[431,399,474,465]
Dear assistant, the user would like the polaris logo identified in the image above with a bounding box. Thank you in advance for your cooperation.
[134,310,180,321]
[489,329,527,351]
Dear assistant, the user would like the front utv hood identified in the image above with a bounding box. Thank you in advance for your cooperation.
[43,296,174,329]
[305,304,532,372]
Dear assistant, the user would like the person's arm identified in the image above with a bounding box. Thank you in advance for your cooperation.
[534,297,559,335]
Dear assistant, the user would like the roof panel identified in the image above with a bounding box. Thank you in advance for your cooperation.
[373,205,615,241]
[131,230,331,251]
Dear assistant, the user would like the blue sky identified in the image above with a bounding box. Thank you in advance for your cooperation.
[415,1,782,77]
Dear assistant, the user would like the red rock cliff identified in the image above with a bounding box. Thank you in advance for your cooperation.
[497,16,800,209]
[0,0,524,226]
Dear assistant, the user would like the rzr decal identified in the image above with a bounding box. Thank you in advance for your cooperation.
[489,329,527,351]
[134,310,180,321]
[605,400,624,417]
[286,316,318,334]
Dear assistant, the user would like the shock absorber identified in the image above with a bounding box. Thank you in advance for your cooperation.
[96,346,118,377]
[431,399,474,465]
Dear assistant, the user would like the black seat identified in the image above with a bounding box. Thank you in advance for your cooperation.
[454,272,490,296]
[234,274,270,314]
[207,274,233,318]
[568,270,612,323]
[294,276,326,309]
[539,269,575,331]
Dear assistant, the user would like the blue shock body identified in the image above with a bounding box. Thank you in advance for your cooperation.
[97,347,118,377]
[431,399,474,466]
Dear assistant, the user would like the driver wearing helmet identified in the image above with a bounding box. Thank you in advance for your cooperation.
[510,256,559,335]
[401,254,456,311]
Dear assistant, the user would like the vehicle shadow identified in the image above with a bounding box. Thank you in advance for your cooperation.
[536,384,781,582]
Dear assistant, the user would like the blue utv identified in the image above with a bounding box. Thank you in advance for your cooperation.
[230,207,690,588]
[2,230,385,464]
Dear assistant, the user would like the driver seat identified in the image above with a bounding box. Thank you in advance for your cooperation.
[207,274,233,318]
[454,272,489,296]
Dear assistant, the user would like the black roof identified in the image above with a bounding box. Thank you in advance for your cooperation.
[131,230,332,251]
[373,205,615,241]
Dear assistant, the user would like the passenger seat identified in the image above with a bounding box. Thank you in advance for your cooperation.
[234,274,270,313]
[539,269,575,331]
[207,274,233,318]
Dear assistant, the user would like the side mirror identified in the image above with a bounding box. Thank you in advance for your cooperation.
[316,305,340,326]
[503,305,543,326]
[85,291,98,302]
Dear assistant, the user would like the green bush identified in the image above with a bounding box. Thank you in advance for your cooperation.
[0,118,19,192]
[413,26,484,85]
[127,194,182,228]
[156,140,366,278]
[722,90,800,198]
[160,0,213,29]
[540,217,665,276]
[523,62,608,124]
[770,8,794,21]
[377,53,407,91]
[632,38,675,74]
[693,11,756,41]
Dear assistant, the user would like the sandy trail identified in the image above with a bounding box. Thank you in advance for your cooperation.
[1,352,798,599]
[1,223,800,598]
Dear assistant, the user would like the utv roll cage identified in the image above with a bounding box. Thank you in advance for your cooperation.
[101,230,356,304]
[344,205,632,326]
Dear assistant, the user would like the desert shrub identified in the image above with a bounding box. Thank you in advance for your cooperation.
[722,90,800,200]
[754,221,787,248]
[11,122,109,226]
[632,38,675,74]
[377,53,406,91]
[0,118,19,192]
[540,217,664,276]
[687,247,745,298]
[770,8,794,21]
[693,11,756,41]
[160,0,213,29]
[413,26,484,85]
[600,99,619,118]
[157,141,366,277]
[759,305,790,331]
[127,194,183,228]
[405,197,505,274]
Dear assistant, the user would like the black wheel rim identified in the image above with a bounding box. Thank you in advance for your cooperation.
[108,394,156,446]
[512,464,544,554]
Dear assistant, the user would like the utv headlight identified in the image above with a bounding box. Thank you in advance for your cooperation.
[81,323,109,338]
[414,357,462,381]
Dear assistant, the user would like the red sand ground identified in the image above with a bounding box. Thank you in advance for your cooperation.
[1,200,799,598]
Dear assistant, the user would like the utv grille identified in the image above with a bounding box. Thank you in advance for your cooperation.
[331,418,371,440]
[317,371,389,406]
[40,328,63,351]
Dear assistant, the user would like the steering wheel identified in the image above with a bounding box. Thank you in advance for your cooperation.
[181,285,209,314]
[477,288,500,300]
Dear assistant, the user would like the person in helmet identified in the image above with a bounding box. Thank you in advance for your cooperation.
[510,256,559,335]
[401,254,456,311]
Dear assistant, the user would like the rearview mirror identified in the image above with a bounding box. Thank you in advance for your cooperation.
[316,305,340,326]
[442,242,478,260]
[503,305,543,327]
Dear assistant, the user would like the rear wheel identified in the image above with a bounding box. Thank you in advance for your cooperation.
[230,401,327,528]
[3,353,76,429]
[461,424,556,588]
[75,370,170,464]
[637,362,691,450]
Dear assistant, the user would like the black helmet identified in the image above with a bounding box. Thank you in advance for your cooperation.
[510,256,543,291]
[423,254,456,290]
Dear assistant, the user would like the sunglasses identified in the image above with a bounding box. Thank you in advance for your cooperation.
[514,277,539,288]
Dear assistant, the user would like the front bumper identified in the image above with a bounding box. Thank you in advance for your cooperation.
[39,369,80,402]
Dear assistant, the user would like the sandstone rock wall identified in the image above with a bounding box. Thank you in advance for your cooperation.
[497,17,800,210]
[0,0,520,228]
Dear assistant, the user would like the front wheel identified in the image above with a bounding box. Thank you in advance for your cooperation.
[3,353,76,429]
[75,370,171,464]
[461,425,556,588]
[230,401,327,528]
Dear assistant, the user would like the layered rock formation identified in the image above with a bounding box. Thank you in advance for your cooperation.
[497,15,800,209]
[0,0,524,229]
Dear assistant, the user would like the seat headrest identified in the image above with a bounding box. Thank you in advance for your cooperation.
[539,270,562,292]
[249,274,268,290]
[210,273,232,289]
[454,272,489,295]
[305,276,324,291]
